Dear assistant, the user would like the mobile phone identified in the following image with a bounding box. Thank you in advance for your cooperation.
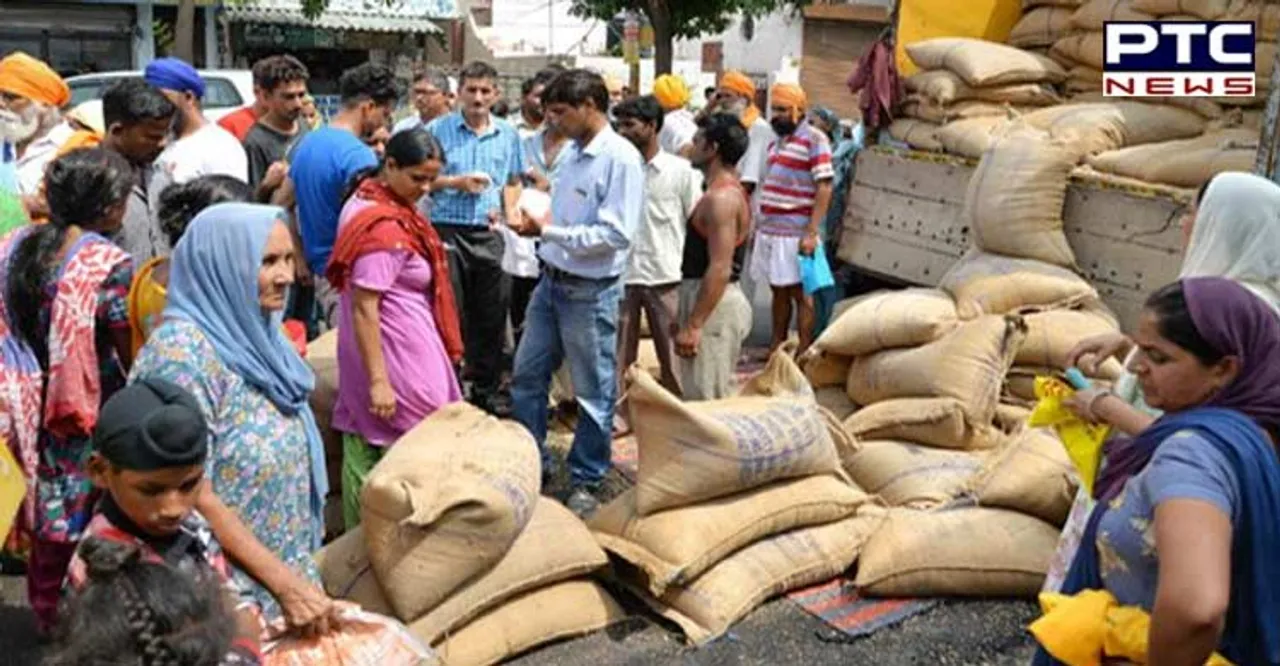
[1064,367,1093,391]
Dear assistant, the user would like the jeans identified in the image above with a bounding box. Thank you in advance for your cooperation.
[511,273,622,487]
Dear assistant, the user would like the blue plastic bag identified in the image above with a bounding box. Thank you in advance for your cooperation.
[799,246,836,295]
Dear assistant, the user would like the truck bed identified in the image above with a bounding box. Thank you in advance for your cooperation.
[836,146,1191,330]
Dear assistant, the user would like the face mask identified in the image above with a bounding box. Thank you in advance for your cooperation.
[771,117,798,137]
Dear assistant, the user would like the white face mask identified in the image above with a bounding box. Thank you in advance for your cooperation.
[0,104,42,144]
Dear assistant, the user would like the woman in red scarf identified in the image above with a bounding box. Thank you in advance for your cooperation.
[326,128,463,528]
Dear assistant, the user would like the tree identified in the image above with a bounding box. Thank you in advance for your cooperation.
[570,0,805,75]
[174,0,197,63]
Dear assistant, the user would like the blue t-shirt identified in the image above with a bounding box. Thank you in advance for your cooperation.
[1095,430,1241,610]
[289,127,378,275]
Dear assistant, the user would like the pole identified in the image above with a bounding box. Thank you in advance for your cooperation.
[1254,47,1280,180]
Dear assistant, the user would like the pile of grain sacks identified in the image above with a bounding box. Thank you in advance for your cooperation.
[315,404,626,666]
[589,356,882,646]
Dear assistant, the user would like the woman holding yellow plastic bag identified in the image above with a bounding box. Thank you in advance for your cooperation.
[1031,277,1280,666]
[1043,173,1280,591]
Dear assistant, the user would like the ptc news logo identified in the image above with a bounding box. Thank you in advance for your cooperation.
[1103,21,1256,97]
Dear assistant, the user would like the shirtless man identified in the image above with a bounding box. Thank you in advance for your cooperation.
[675,113,754,400]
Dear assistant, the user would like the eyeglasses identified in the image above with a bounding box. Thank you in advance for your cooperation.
[413,87,442,97]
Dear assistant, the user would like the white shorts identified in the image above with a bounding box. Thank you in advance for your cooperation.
[750,231,803,287]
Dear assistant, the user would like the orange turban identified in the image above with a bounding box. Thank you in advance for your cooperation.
[771,83,808,112]
[0,52,70,108]
[652,74,690,111]
[720,71,756,99]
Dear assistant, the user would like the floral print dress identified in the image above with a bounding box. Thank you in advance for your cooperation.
[131,318,321,622]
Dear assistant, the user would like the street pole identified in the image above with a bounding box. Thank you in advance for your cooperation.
[1253,47,1280,180]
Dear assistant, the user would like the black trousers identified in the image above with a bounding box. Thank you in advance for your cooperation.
[437,224,509,399]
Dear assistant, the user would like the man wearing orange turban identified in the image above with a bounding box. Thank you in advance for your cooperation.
[751,80,834,357]
[0,52,74,201]
[706,70,776,199]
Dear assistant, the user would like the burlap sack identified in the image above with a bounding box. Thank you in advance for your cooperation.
[1069,91,1225,120]
[407,499,607,645]
[1131,0,1230,17]
[315,527,395,617]
[994,403,1033,434]
[1003,366,1118,404]
[431,580,626,666]
[813,288,960,357]
[630,509,886,646]
[1147,144,1256,188]
[1228,1,1280,40]
[739,351,858,458]
[815,387,858,421]
[940,250,1099,319]
[306,330,343,495]
[1009,6,1077,47]
[844,440,988,508]
[888,118,944,151]
[628,367,841,515]
[591,474,871,596]
[1025,0,1086,7]
[1021,102,1206,155]
[1017,307,1120,369]
[905,38,1068,86]
[1086,130,1257,187]
[844,397,1007,451]
[906,70,1062,106]
[802,352,853,389]
[1070,0,1153,30]
[846,315,1027,423]
[855,507,1059,597]
[903,97,1021,125]
[1050,32,1106,70]
[1064,66,1103,93]
[361,404,542,621]
[965,127,1079,267]
[969,428,1079,526]
[936,116,1016,159]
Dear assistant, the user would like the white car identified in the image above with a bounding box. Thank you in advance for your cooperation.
[65,69,254,122]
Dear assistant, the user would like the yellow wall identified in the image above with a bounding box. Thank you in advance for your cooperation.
[895,0,1025,75]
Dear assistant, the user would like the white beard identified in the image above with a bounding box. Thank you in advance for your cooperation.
[0,106,41,144]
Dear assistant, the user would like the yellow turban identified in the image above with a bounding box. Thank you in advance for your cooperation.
[771,83,808,112]
[720,71,756,99]
[653,74,690,111]
[0,52,70,108]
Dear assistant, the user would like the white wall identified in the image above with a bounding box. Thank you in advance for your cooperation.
[672,9,804,78]
[575,56,719,107]
[485,0,606,56]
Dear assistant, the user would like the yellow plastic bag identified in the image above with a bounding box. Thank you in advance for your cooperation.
[0,438,25,545]
[1027,377,1109,495]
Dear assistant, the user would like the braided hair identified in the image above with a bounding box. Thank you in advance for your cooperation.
[157,176,252,250]
[45,537,237,666]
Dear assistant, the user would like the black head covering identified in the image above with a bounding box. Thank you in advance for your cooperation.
[93,378,208,470]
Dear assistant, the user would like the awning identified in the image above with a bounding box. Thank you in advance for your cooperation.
[223,0,457,34]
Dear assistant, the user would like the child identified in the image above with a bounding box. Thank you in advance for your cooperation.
[59,377,263,664]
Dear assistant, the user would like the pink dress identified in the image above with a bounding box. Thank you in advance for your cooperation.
[332,199,462,445]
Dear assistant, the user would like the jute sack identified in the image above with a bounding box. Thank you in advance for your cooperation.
[1064,66,1102,93]
[1025,0,1086,7]
[590,474,871,596]
[905,38,1068,86]
[802,351,853,389]
[969,428,1079,527]
[844,397,1007,451]
[813,288,959,357]
[1131,0,1231,17]
[1069,91,1225,120]
[306,330,343,495]
[965,127,1079,268]
[906,70,1062,106]
[1021,102,1206,155]
[315,527,395,617]
[1069,0,1152,30]
[1227,2,1280,41]
[629,509,886,646]
[844,440,988,508]
[888,118,944,151]
[628,367,841,515]
[902,97,1021,125]
[1145,143,1256,188]
[1004,366,1118,404]
[1017,307,1120,369]
[994,403,1033,434]
[407,498,607,645]
[940,250,1098,319]
[361,403,542,621]
[815,386,859,421]
[1009,6,1077,48]
[1086,130,1257,187]
[936,116,1016,159]
[1050,32,1106,70]
[855,507,1059,597]
[846,315,1027,423]
[739,351,859,459]
[431,580,626,666]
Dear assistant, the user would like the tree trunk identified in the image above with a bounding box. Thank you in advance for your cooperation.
[647,0,674,76]
[174,0,197,64]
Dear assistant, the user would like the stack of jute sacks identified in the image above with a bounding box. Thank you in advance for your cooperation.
[306,330,346,538]
[888,38,1066,153]
[588,354,884,646]
[315,404,626,666]
[1009,0,1082,60]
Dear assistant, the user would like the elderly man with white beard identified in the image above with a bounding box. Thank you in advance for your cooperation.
[0,53,72,205]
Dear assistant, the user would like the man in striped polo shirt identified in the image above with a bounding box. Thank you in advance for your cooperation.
[751,83,834,356]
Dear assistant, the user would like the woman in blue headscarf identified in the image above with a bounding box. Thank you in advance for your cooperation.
[131,202,337,635]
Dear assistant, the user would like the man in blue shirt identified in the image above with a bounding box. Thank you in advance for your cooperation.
[426,60,524,417]
[507,69,645,518]
[289,63,398,330]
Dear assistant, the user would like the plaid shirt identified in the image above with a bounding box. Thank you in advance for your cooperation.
[425,111,523,226]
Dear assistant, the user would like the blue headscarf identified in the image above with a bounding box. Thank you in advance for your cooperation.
[144,57,205,99]
[164,202,327,546]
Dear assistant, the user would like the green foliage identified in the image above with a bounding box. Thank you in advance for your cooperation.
[569,0,803,41]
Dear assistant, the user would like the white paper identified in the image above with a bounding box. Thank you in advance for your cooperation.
[518,188,552,220]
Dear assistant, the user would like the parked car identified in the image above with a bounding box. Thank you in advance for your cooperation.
[65,69,254,121]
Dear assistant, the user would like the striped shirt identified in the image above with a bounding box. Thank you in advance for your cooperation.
[758,122,834,237]
[425,111,524,227]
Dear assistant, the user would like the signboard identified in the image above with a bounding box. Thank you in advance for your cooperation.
[241,23,338,50]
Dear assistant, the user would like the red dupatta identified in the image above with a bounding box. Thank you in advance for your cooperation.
[326,179,464,362]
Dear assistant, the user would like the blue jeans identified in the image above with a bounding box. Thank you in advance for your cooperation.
[511,274,622,488]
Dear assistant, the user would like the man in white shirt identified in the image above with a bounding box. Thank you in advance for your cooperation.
[652,74,697,158]
[613,95,702,405]
[144,57,249,218]
[0,52,72,202]
[393,67,452,134]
